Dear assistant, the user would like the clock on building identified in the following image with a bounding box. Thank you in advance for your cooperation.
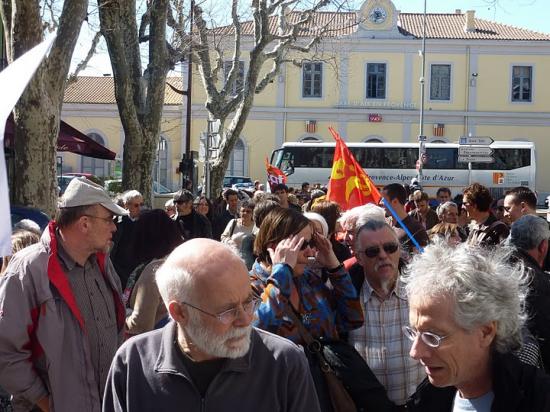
[357,0,397,32]
[369,6,387,24]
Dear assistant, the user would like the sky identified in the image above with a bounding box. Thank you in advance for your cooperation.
[71,0,549,76]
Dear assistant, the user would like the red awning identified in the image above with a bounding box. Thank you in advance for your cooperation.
[4,115,116,160]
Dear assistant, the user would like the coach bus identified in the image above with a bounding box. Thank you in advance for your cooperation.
[270,141,536,198]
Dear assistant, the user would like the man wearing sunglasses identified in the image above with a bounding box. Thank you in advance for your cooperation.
[348,219,425,406]
[104,239,320,412]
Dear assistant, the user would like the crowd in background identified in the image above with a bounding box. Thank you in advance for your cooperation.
[1,176,549,412]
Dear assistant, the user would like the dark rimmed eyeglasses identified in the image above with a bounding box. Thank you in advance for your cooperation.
[175,199,189,205]
[360,242,399,258]
[181,298,260,325]
[402,325,448,348]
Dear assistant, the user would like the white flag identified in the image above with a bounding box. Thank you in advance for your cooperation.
[0,35,56,257]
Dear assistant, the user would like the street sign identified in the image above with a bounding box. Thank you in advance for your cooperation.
[458,146,494,157]
[459,136,494,146]
[458,156,495,163]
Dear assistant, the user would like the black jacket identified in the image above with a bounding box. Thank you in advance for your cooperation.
[406,352,550,412]
[175,210,212,240]
[512,249,550,372]
[110,215,138,288]
[212,208,238,241]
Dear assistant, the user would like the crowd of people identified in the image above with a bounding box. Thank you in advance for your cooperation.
[0,176,549,412]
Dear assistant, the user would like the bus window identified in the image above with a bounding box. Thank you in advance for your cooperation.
[351,147,384,168]
[383,148,417,169]
[472,148,531,170]
[425,147,467,169]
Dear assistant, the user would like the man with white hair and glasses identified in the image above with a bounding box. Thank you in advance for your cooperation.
[348,220,425,406]
[103,238,320,412]
[404,242,550,411]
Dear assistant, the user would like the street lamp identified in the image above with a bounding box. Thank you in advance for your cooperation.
[417,0,427,183]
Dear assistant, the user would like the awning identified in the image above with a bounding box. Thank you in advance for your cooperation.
[4,115,116,160]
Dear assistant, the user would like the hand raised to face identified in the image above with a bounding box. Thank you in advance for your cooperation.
[313,232,340,270]
[268,234,304,269]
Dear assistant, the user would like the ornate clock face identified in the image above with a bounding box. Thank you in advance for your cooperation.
[369,6,387,24]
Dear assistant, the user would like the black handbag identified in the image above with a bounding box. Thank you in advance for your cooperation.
[284,304,356,412]
[284,304,398,412]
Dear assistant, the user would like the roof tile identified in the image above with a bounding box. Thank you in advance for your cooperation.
[215,11,550,41]
[64,76,184,105]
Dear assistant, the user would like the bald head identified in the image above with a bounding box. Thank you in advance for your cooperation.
[156,238,249,306]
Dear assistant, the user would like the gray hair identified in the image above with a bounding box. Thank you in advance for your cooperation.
[122,190,143,205]
[156,263,195,307]
[303,212,329,237]
[354,220,398,252]
[436,201,458,220]
[508,214,550,251]
[339,203,386,232]
[403,241,527,354]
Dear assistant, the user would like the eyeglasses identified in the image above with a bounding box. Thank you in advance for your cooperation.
[181,297,260,325]
[83,214,115,224]
[361,242,399,258]
[175,199,189,205]
[300,239,317,251]
[402,325,448,348]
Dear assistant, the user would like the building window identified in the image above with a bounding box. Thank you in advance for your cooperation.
[153,136,168,187]
[366,63,386,99]
[226,138,245,176]
[82,133,106,177]
[302,62,322,98]
[430,64,451,101]
[224,60,244,95]
[512,66,532,102]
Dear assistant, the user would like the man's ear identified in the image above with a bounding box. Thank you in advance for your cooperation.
[168,301,188,327]
[479,321,497,348]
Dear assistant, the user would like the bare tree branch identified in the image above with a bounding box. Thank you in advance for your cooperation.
[138,0,152,42]
[67,30,102,86]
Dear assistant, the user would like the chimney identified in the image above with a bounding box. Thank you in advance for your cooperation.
[464,10,475,32]
[455,9,461,14]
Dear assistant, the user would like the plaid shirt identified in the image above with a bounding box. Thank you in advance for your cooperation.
[348,277,425,405]
[251,262,364,344]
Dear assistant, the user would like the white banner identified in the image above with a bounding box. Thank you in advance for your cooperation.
[0,35,56,257]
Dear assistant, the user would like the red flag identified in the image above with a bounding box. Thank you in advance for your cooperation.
[265,156,287,191]
[326,127,381,211]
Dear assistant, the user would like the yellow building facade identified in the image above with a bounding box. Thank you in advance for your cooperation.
[61,0,550,195]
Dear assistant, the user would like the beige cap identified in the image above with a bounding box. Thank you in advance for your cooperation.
[59,177,128,215]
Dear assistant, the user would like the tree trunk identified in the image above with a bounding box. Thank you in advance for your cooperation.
[98,0,170,206]
[1,0,88,216]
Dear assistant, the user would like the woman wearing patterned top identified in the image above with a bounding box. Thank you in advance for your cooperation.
[250,208,365,411]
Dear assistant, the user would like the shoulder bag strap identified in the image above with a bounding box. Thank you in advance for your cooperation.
[229,218,238,238]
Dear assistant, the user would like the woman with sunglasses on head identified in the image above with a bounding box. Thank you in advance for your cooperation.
[251,208,394,411]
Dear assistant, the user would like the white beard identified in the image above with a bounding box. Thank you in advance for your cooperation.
[184,310,252,359]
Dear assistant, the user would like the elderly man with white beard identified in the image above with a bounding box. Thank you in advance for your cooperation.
[103,239,320,412]
[348,220,425,406]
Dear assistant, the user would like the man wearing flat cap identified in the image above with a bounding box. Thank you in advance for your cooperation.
[0,178,126,412]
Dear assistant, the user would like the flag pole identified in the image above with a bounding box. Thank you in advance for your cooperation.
[382,198,424,253]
